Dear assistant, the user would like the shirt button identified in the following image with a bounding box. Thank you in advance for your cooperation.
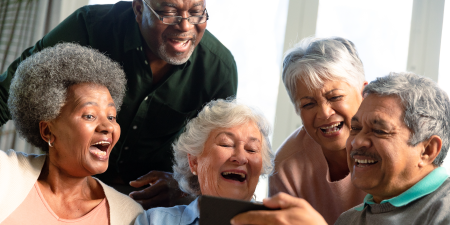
[124,146,129,150]
[136,47,139,51]
[144,96,148,101]
[144,60,148,65]
[140,46,143,51]
[133,125,137,130]
[120,160,124,164]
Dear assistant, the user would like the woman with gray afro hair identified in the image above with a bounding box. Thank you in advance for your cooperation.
[135,98,274,224]
[8,42,126,151]
[0,43,143,224]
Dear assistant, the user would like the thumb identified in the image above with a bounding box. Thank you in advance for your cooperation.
[263,193,304,209]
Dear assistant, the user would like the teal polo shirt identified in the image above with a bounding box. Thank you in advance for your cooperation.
[355,167,449,211]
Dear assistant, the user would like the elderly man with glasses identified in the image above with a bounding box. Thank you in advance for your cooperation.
[231,72,450,225]
[0,0,237,210]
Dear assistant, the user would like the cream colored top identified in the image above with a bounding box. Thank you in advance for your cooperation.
[0,149,144,225]
[269,127,366,225]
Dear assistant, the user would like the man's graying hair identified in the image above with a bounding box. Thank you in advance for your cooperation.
[363,72,450,166]
[8,43,126,152]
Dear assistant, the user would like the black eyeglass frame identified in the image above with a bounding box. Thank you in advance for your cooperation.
[143,0,209,25]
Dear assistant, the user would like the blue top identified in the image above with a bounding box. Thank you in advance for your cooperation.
[134,198,200,225]
[355,167,449,211]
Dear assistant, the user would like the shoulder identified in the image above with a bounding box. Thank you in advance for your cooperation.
[335,204,363,225]
[0,149,46,172]
[195,29,236,72]
[274,127,320,163]
[135,205,188,225]
[96,179,144,225]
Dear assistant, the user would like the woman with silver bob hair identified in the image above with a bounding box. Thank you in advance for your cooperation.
[0,43,143,224]
[269,37,368,224]
[135,99,274,225]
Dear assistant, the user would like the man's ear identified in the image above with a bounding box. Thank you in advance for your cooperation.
[361,81,368,98]
[39,121,52,143]
[132,0,144,23]
[419,135,442,167]
[187,153,198,174]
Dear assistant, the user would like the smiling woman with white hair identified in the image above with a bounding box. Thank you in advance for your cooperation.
[135,99,274,225]
[269,37,368,224]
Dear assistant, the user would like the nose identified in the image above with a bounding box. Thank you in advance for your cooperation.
[317,103,335,120]
[350,130,371,150]
[96,116,114,134]
[175,13,195,32]
[230,144,248,165]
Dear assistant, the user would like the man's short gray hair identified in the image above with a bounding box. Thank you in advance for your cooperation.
[172,99,274,196]
[8,43,126,151]
[363,72,450,166]
[282,37,365,113]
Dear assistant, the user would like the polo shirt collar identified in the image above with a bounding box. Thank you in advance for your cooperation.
[180,197,200,224]
[355,167,448,211]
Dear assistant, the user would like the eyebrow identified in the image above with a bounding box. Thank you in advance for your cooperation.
[79,102,116,108]
[216,132,261,143]
[298,88,343,101]
[351,116,359,122]
[159,1,204,8]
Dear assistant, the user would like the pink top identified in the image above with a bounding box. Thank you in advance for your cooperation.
[269,127,366,225]
[3,182,110,225]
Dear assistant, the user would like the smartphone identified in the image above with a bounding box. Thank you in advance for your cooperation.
[198,195,278,225]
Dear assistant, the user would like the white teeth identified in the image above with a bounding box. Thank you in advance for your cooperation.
[355,159,377,164]
[222,172,246,178]
[92,141,110,146]
[172,39,188,43]
[320,122,341,129]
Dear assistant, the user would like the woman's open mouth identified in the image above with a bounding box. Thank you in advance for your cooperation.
[89,141,110,158]
[319,122,344,134]
[221,171,247,182]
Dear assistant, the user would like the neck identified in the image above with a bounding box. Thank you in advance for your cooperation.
[322,147,350,182]
[144,46,172,85]
[38,156,103,200]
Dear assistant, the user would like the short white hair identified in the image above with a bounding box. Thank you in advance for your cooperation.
[172,99,274,196]
[282,37,365,113]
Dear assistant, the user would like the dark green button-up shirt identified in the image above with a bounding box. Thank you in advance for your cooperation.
[0,2,238,183]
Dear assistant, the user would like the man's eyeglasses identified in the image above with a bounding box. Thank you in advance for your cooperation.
[143,0,209,25]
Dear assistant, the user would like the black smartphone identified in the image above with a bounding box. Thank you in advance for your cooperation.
[198,195,278,225]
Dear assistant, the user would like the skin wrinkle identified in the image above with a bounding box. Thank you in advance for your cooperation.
[193,122,263,201]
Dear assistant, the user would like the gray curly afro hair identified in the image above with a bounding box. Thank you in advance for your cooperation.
[8,43,126,151]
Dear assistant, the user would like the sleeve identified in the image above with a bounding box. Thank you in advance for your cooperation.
[0,6,91,126]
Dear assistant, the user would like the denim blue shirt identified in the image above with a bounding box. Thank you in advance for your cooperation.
[355,167,449,211]
[134,198,200,225]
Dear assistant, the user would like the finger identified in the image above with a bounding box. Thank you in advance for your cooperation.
[135,191,171,210]
[231,210,278,225]
[263,193,305,209]
[130,179,169,200]
[130,171,162,187]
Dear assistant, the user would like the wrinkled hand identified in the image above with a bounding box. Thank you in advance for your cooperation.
[231,193,328,225]
[129,171,191,210]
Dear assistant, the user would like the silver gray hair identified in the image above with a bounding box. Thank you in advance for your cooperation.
[363,72,450,166]
[282,37,365,113]
[8,43,126,151]
[172,99,274,196]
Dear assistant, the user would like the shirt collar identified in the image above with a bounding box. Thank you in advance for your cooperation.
[180,197,200,224]
[355,167,449,211]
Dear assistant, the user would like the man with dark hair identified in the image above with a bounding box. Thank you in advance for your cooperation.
[0,0,237,209]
